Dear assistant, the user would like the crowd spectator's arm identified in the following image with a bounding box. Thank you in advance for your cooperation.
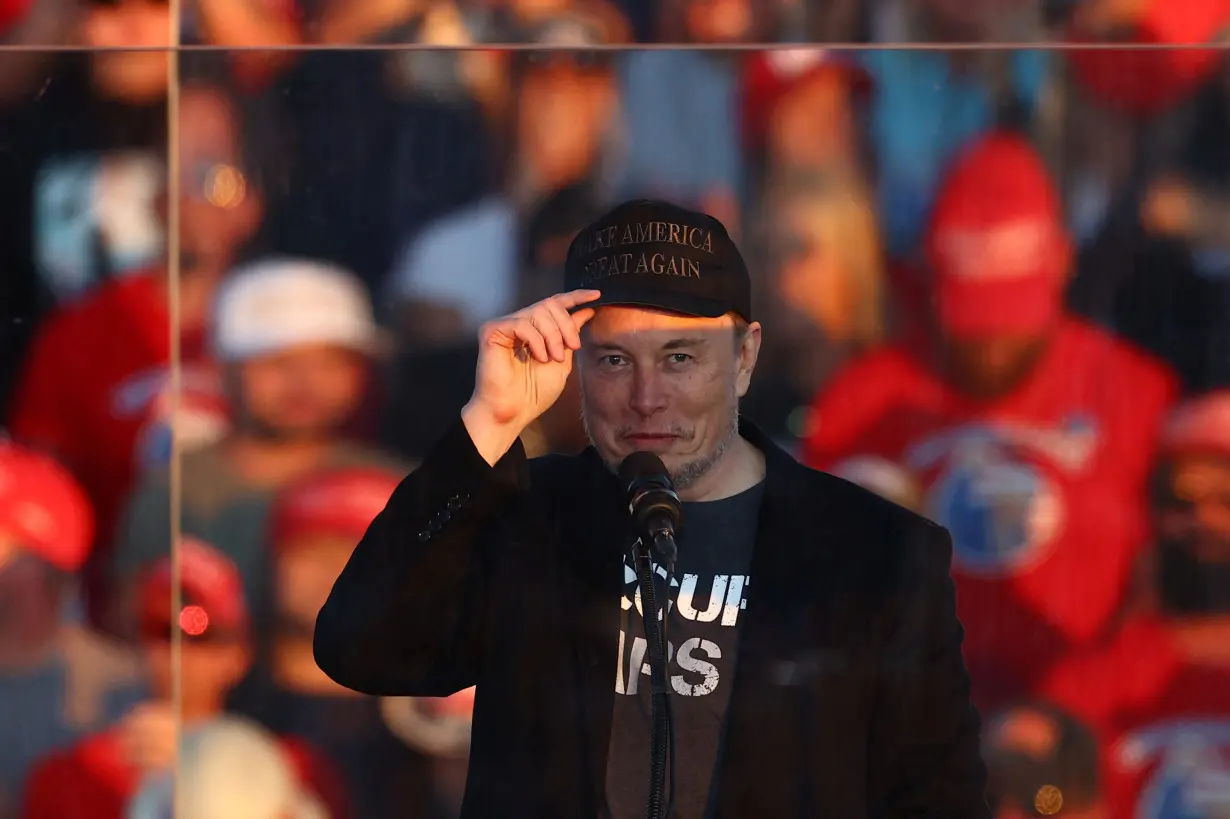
[7,313,76,463]
[314,0,426,44]
[868,521,989,819]
[801,352,896,470]
[313,417,524,697]
[192,0,302,82]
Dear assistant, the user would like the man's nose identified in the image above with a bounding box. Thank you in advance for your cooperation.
[629,367,668,417]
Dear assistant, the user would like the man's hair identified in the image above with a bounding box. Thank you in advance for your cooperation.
[732,315,751,348]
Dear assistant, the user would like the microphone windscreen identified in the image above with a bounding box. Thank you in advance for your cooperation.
[618,451,671,489]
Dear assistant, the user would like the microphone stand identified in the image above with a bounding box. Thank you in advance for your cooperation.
[632,530,676,819]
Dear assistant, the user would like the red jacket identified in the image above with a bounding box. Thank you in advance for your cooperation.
[803,318,1177,708]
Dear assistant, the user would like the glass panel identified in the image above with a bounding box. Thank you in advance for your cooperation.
[0,2,177,815]
[5,0,1230,816]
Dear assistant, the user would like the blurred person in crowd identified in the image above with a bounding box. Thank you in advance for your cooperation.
[1063,0,1230,119]
[385,184,597,460]
[805,133,1178,710]
[861,0,1051,260]
[615,0,769,234]
[982,703,1105,819]
[1040,389,1230,819]
[386,8,623,348]
[380,687,475,819]
[1065,60,1230,393]
[0,0,178,409]
[112,260,402,629]
[21,538,347,819]
[125,717,331,819]
[229,467,437,819]
[740,49,872,181]
[6,78,262,627]
[0,442,143,805]
[741,167,887,446]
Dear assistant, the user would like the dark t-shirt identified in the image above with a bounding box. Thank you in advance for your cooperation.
[604,481,764,819]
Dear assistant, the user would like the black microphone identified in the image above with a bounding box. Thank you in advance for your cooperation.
[618,452,682,570]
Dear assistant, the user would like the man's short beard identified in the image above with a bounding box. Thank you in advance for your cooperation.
[581,394,741,492]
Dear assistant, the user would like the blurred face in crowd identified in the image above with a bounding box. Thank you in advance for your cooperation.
[773,190,880,346]
[82,0,171,103]
[768,72,859,171]
[517,53,616,190]
[579,307,761,494]
[274,535,356,636]
[142,622,251,717]
[939,332,1052,400]
[0,539,64,664]
[1153,452,1230,615]
[229,344,367,441]
[683,0,752,42]
[178,86,265,279]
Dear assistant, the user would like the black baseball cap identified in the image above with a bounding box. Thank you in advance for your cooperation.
[564,199,752,321]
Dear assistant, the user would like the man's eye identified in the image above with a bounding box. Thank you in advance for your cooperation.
[601,355,627,367]
[667,354,693,365]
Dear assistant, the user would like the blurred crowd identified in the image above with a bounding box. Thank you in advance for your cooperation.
[4,0,1230,816]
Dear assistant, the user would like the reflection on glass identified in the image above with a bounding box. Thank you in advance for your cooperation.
[3,0,1230,813]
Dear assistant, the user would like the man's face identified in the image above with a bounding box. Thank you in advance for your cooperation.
[177,87,264,279]
[517,56,614,187]
[683,0,753,42]
[83,0,171,103]
[274,535,356,634]
[578,307,760,491]
[938,331,1051,400]
[143,635,250,709]
[231,344,366,441]
[1156,453,1230,560]
[769,72,857,171]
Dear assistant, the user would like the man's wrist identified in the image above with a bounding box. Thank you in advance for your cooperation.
[461,400,526,467]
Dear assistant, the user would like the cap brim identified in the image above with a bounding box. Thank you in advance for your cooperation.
[584,286,734,319]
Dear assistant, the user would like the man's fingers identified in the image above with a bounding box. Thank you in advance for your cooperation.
[571,307,597,333]
[510,317,550,363]
[543,298,582,351]
[529,306,568,361]
[554,289,602,310]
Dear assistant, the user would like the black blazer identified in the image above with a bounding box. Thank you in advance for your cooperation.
[314,418,989,819]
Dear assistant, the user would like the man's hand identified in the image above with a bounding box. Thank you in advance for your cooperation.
[117,701,177,773]
[462,290,600,465]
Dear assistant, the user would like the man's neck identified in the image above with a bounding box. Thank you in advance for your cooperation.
[678,436,766,503]
[221,434,337,489]
[1170,615,1230,666]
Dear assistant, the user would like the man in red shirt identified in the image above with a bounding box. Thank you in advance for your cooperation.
[20,538,346,819]
[6,79,264,627]
[1040,389,1230,819]
[228,467,439,819]
[0,442,143,806]
[804,132,1178,709]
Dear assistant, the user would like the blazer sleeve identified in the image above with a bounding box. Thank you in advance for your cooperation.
[313,417,527,697]
[867,523,990,819]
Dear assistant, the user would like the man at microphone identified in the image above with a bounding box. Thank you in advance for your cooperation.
[313,199,989,819]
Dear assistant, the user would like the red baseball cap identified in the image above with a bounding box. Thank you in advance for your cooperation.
[925,132,1069,338]
[271,467,402,549]
[0,0,32,35]
[0,440,93,572]
[137,536,249,642]
[741,49,872,152]
[1160,390,1230,459]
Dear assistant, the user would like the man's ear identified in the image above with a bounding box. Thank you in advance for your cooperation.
[735,321,763,399]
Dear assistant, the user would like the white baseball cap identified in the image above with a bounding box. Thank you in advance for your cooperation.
[212,258,379,362]
[126,717,327,819]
